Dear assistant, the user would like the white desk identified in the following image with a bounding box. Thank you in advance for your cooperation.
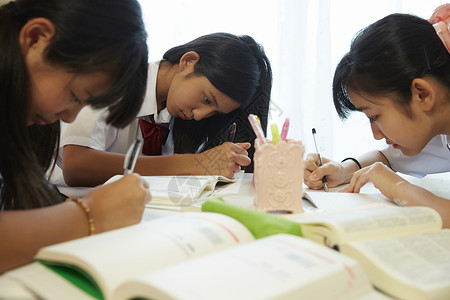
[0,173,257,299]
[0,173,390,299]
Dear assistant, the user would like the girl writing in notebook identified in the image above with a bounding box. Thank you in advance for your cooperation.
[51,33,272,198]
[306,7,450,227]
[305,5,450,188]
[0,0,150,272]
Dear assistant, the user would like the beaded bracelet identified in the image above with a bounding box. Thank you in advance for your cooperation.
[341,157,362,170]
[66,197,95,236]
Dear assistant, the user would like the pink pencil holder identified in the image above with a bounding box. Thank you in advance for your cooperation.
[253,139,305,214]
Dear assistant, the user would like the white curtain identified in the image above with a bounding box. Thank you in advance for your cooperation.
[140,0,443,160]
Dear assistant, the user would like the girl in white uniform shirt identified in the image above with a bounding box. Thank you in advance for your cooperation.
[50,33,272,198]
[305,5,450,227]
[0,0,150,272]
[305,5,450,189]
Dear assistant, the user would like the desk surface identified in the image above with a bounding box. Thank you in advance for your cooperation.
[0,172,385,299]
[0,173,257,299]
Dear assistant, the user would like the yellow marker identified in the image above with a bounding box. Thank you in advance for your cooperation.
[254,115,261,127]
[271,124,281,144]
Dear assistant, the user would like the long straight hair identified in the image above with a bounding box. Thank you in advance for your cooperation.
[0,0,148,209]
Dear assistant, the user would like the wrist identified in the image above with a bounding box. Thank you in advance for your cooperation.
[341,158,361,182]
[66,197,95,236]
[392,180,410,206]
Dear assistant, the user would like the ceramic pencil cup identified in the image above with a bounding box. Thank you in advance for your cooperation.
[253,139,305,214]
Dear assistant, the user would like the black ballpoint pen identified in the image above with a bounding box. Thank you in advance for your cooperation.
[312,128,329,192]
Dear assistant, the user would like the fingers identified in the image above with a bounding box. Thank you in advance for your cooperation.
[143,190,152,204]
[228,142,249,156]
[235,142,251,150]
[137,175,152,204]
[346,168,370,193]
[222,142,251,167]
[126,173,151,204]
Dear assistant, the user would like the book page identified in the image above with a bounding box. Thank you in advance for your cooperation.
[35,212,254,300]
[341,229,450,300]
[303,192,392,211]
[288,204,442,246]
[113,234,374,300]
[105,175,236,207]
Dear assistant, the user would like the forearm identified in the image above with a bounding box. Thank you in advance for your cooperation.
[340,150,391,183]
[62,145,203,187]
[0,202,90,273]
[357,150,391,168]
[62,145,125,187]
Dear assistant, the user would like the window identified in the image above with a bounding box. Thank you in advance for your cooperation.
[139,0,443,159]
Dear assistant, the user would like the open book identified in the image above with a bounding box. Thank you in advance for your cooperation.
[303,191,392,211]
[105,175,236,210]
[284,203,450,300]
[7,212,384,300]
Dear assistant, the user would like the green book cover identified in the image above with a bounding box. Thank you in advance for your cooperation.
[37,260,104,300]
[201,197,303,239]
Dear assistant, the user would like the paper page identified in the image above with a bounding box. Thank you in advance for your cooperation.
[35,212,254,300]
[342,229,450,300]
[303,192,393,211]
[105,175,236,207]
[287,204,442,246]
[113,234,373,300]
[145,175,235,206]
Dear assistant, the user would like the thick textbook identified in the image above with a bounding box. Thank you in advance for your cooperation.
[105,175,235,209]
[285,203,450,300]
[8,212,382,300]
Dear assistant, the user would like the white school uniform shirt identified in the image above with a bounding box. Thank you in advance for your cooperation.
[49,61,173,198]
[380,134,450,178]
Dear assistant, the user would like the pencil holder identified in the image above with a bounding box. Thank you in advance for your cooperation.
[253,139,305,214]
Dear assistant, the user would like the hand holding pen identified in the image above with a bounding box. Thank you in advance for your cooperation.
[312,128,329,192]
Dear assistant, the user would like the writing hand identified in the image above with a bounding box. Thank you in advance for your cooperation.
[196,142,251,178]
[83,173,150,233]
[304,153,349,189]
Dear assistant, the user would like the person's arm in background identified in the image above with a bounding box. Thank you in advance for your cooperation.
[304,149,390,189]
[62,142,251,187]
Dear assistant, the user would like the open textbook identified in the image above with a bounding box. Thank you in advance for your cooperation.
[105,175,236,210]
[6,212,386,300]
[284,203,450,300]
[303,191,393,211]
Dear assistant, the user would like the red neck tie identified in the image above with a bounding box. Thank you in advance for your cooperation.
[138,116,169,156]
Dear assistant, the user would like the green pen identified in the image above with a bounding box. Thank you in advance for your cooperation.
[271,124,281,145]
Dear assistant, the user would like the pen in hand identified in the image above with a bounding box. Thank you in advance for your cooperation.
[312,128,329,192]
[124,138,143,175]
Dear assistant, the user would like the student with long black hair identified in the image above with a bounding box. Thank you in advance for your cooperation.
[306,6,450,227]
[53,33,272,198]
[0,0,150,272]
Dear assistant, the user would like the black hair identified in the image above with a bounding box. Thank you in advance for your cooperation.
[333,13,450,120]
[0,0,148,209]
[163,33,272,172]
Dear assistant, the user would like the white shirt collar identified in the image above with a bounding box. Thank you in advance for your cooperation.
[136,61,172,124]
